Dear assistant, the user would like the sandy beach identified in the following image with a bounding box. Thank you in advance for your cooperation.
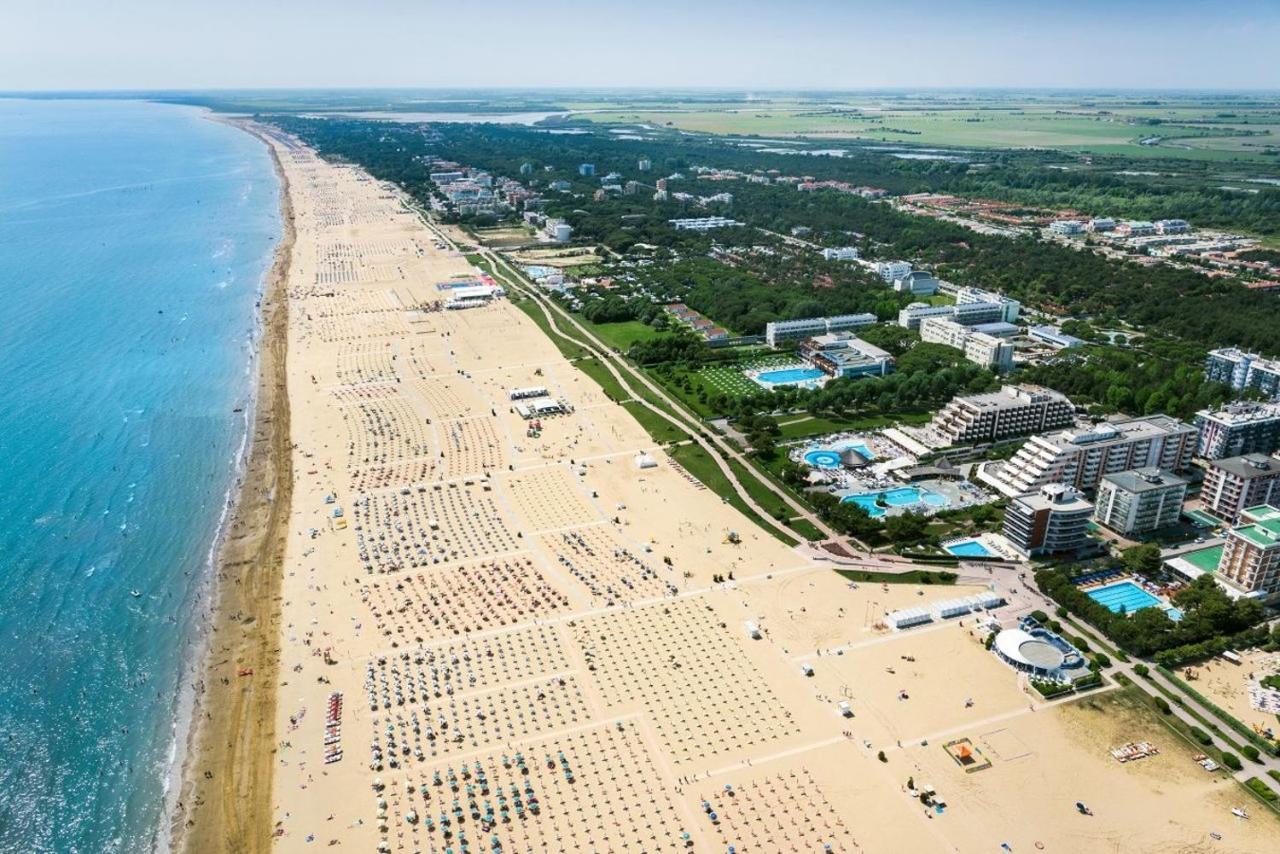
[175,124,1280,853]
[170,119,295,854]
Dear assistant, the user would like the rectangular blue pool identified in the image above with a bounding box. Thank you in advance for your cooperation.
[1085,580,1162,615]
[945,539,994,558]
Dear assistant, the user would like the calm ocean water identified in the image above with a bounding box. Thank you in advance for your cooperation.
[0,99,280,851]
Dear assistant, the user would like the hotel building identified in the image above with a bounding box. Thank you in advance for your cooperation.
[1204,348,1280,400]
[919,318,1014,372]
[1093,468,1188,537]
[979,415,1198,498]
[1201,454,1280,523]
[1003,484,1094,557]
[764,313,876,348]
[1195,401,1280,459]
[929,385,1075,446]
[1217,505,1280,598]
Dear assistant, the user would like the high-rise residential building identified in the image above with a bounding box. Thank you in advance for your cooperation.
[1216,505,1280,598]
[1093,468,1188,536]
[929,385,1075,446]
[1205,348,1280,400]
[1003,484,1094,557]
[519,162,534,175]
[638,158,652,172]
[578,163,595,177]
[1195,401,1280,459]
[979,415,1198,498]
[1201,454,1280,523]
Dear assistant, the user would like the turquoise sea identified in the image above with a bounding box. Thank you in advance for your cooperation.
[0,99,281,851]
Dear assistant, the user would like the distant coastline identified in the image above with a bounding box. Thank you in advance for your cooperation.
[167,116,294,854]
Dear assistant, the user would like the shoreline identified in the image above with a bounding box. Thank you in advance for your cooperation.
[166,117,294,854]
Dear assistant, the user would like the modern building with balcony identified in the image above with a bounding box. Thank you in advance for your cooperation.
[928,385,1075,447]
[1003,484,1094,557]
[1195,401,1280,459]
[1093,468,1188,537]
[1201,454,1280,523]
[1216,505,1280,599]
[1205,348,1280,400]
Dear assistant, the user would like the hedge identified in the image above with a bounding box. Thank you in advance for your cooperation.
[1246,778,1278,802]
[1222,752,1242,771]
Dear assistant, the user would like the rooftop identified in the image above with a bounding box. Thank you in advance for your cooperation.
[1101,467,1188,494]
[1209,453,1279,480]
[1197,401,1280,425]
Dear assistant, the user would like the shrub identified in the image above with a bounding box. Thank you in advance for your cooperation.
[877,750,887,763]
[1190,727,1212,746]
[1241,745,1261,763]
[1092,653,1112,670]
[1074,636,1091,653]
[1221,752,1242,771]
[1055,606,1068,619]
[1029,610,1050,624]
[1246,778,1278,802]
[1133,663,1149,677]
[1154,696,1171,714]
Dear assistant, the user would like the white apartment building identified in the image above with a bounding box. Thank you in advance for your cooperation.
[1003,484,1094,557]
[919,318,1014,372]
[1093,468,1188,537]
[821,247,860,261]
[929,385,1075,446]
[892,271,939,296]
[979,415,1198,498]
[1050,220,1084,236]
[954,286,1020,323]
[1201,454,1280,523]
[765,313,876,347]
[873,260,913,282]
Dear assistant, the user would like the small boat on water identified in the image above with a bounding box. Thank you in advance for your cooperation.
[130,590,142,598]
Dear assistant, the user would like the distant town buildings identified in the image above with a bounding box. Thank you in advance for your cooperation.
[1087,217,1116,232]
[1050,219,1084,236]
[638,158,652,172]
[919,317,1014,372]
[954,286,1020,323]
[1156,218,1191,235]
[1195,401,1280,459]
[544,218,572,243]
[1200,454,1280,523]
[898,301,1007,330]
[764,313,876,347]
[578,163,595,177]
[821,247,860,262]
[873,260,913,282]
[980,415,1197,498]
[668,216,744,231]
[1093,468,1188,537]
[1003,484,1094,557]
[797,333,894,379]
[1205,348,1280,400]
[929,385,1075,446]
[519,162,533,175]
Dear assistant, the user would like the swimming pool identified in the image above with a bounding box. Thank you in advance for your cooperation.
[945,539,994,558]
[803,442,875,469]
[756,367,825,385]
[1165,607,1184,622]
[842,486,949,517]
[1085,581,1163,615]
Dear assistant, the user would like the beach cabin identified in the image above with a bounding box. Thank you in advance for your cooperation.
[800,663,814,677]
[887,607,932,630]
[745,621,762,640]
[837,700,853,717]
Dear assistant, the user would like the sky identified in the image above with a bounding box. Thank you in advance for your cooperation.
[1,0,1277,91]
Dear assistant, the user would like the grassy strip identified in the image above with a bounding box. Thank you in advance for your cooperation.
[836,568,957,586]
[726,457,794,523]
[572,355,632,403]
[788,518,826,542]
[668,443,798,547]
[1138,673,1249,754]
[621,400,690,445]
[776,411,933,441]
[1157,665,1280,757]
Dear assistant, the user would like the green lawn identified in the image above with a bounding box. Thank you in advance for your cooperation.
[776,411,932,440]
[622,400,689,445]
[573,356,631,403]
[667,443,797,547]
[835,568,957,585]
[573,316,664,352]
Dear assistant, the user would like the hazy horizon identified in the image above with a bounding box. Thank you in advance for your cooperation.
[2,0,1276,91]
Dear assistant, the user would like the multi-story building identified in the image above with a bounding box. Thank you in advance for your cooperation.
[919,318,1014,371]
[892,271,939,296]
[873,260,913,282]
[1093,468,1188,536]
[1216,505,1280,599]
[765,313,876,347]
[1050,219,1084,236]
[519,162,534,175]
[798,333,894,379]
[979,415,1198,498]
[578,163,595,177]
[898,301,1005,330]
[954,286,1020,323]
[638,158,652,172]
[1120,220,1156,237]
[668,216,744,231]
[1195,401,1280,459]
[1201,454,1280,523]
[1204,348,1280,400]
[1088,218,1116,232]
[544,218,572,243]
[821,247,860,261]
[1028,325,1085,349]
[1156,218,1191,234]
[1003,484,1094,557]
[929,385,1075,446]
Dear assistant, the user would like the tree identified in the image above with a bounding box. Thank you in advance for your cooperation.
[884,512,929,546]
[1120,543,1163,577]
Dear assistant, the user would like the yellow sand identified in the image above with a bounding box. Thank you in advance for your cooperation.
[258,132,1280,852]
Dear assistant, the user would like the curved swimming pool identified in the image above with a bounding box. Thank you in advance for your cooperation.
[841,486,949,517]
